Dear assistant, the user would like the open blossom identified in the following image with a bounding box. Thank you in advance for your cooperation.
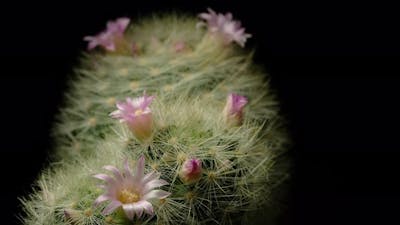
[93,156,171,220]
[223,93,248,126]
[179,158,202,184]
[84,17,130,51]
[110,94,155,141]
[198,8,252,47]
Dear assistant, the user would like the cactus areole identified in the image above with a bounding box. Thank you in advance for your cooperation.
[20,9,289,225]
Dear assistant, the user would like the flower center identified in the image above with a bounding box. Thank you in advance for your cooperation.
[118,189,140,203]
[134,109,144,116]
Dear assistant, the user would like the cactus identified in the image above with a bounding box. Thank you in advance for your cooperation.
[20,11,289,225]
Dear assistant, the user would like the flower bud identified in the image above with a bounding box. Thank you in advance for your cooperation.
[179,158,202,184]
[223,93,248,126]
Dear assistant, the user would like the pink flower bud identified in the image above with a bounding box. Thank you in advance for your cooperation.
[110,93,155,141]
[174,41,186,53]
[223,93,248,126]
[179,158,202,184]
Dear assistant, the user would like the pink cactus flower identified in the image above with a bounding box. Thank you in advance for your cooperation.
[179,158,202,184]
[223,93,248,126]
[93,156,171,220]
[110,94,155,141]
[84,17,130,51]
[198,8,252,47]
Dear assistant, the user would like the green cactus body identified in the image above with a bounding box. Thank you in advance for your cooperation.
[20,14,289,225]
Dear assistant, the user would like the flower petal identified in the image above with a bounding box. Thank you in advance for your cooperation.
[83,36,94,41]
[199,12,211,20]
[122,202,149,220]
[97,184,107,190]
[142,179,169,194]
[93,173,115,184]
[117,18,130,32]
[142,171,158,185]
[133,204,144,218]
[139,94,155,110]
[107,17,130,35]
[122,204,135,220]
[94,194,110,206]
[142,201,154,215]
[103,165,123,182]
[135,200,154,216]
[142,190,171,201]
[134,155,145,182]
[123,158,133,181]
[102,200,122,215]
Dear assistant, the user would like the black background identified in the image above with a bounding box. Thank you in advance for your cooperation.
[1,1,399,224]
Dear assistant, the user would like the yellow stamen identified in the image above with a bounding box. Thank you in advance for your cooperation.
[135,109,144,116]
[118,189,140,203]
